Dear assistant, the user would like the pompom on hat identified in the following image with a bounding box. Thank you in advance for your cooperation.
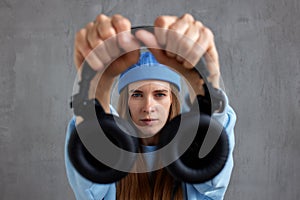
[118,51,181,93]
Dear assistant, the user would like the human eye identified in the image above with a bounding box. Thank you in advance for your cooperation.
[154,89,169,98]
[155,93,167,97]
[131,93,143,98]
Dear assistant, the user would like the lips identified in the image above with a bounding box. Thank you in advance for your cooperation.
[140,118,158,125]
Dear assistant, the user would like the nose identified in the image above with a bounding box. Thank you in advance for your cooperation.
[142,96,155,113]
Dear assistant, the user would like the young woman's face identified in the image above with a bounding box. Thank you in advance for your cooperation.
[128,80,172,143]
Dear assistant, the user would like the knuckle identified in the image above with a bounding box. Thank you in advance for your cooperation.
[112,14,123,19]
[169,22,184,35]
[95,14,108,22]
[85,22,94,28]
[169,22,178,30]
[121,18,131,27]
[203,27,214,39]
[75,29,86,41]
[154,16,167,27]
[100,27,115,39]
[112,16,131,30]
[182,13,194,21]
[194,21,203,28]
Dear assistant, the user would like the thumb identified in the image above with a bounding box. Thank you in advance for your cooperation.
[135,29,185,73]
[135,29,168,64]
[135,29,159,48]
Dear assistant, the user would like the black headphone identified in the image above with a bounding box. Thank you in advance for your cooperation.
[68,26,229,184]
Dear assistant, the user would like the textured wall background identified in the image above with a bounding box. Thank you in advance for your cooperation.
[0,0,299,199]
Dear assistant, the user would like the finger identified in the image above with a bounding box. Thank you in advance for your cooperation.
[136,29,195,76]
[183,26,209,69]
[107,48,140,77]
[111,14,140,53]
[135,29,173,66]
[165,20,190,57]
[93,41,112,66]
[95,14,120,59]
[183,26,220,88]
[196,27,220,83]
[86,21,112,65]
[95,14,115,40]
[104,35,120,60]
[154,15,177,46]
[165,14,194,57]
[176,21,201,63]
[179,13,194,22]
[205,44,220,88]
[135,30,160,49]
[86,22,99,49]
[75,28,103,71]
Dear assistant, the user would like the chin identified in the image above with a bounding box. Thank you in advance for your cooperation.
[138,127,161,138]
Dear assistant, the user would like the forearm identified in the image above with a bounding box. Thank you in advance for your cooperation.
[64,117,113,199]
[88,70,116,114]
[190,98,236,199]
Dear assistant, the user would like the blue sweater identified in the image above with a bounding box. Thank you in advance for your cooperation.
[64,94,236,200]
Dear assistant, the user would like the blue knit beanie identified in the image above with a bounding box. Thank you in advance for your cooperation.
[118,52,181,93]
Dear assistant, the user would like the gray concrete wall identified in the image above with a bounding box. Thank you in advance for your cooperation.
[0,0,299,199]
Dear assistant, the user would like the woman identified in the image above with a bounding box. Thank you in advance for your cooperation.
[65,14,236,200]
[116,51,183,199]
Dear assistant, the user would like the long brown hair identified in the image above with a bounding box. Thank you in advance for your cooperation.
[116,83,183,200]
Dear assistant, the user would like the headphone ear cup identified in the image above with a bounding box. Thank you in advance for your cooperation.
[159,111,229,183]
[68,126,129,183]
[68,104,139,184]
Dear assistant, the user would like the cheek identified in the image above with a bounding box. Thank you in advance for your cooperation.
[128,101,139,123]
[161,99,172,118]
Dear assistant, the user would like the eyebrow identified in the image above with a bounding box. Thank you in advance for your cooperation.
[129,89,142,93]
[153,89,169,93]
[129,89,169,93]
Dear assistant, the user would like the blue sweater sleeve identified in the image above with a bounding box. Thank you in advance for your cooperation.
[187,91,237,200]
[64,117,116,200]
